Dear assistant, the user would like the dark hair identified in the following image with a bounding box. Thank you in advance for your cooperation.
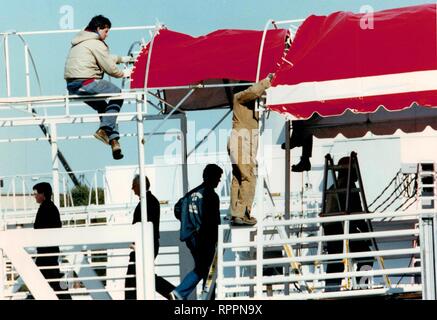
[133,174,150,191]
[203,164,223,181]
[337,157,358,182]
[33,182,53,199]
[85,15,111,32]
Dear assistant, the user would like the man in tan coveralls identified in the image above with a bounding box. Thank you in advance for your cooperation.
[228,74,273,226]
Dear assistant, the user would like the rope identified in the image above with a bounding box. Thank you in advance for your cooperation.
[368,169,401,208]
[372,173,412,212]
[380,175,417,212]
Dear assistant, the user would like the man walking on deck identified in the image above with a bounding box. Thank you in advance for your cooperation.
[170,164,223,300]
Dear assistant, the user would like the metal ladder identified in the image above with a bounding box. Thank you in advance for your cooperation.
[321,152,390,289]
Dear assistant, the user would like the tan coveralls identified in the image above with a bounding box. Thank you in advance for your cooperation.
[228,78,271,218]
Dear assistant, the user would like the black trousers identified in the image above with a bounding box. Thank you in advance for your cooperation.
[322,220,373,289]
[35,247,71,299]
[125,251,175,300]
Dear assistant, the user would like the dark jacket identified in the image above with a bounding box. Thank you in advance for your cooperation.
[132,191,160,257]
[34,200,62,255]
[178,183,220,243]
[34,200,62,229]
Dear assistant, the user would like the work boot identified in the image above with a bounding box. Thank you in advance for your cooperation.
[292,157,311,172]
[94,128,110,145]
[231,211,257,226]
[110,139,124,160]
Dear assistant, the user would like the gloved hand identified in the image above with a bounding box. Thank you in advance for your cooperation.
[120,55,136,64]
[122,68,132,78]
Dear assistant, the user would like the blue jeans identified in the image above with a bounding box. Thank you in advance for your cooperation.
[67,79,123,141]
[174,234,216,300]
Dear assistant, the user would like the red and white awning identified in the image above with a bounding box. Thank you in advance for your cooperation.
[267,3,437,119]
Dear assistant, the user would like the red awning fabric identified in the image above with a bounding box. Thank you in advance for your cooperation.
[131,28,288,88]
[267,4,437,119]
[130,28,288,112]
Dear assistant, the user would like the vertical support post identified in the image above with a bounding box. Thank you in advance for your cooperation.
[62,176,67,207]
[180,113,189,194]
[420,212,437,300]
[135,94,155,300]
[21,178,27,212]
[102,172,106,205]
[4,35,11,97]
[94,173,99,206]
[284,120,291,220]
[24,43,31,112]
[12,179,16,212]
[252,18,272,299]
[255,108,266,298]
[49,123,60,208]
[216,226,224,299]
[177,113,195,298]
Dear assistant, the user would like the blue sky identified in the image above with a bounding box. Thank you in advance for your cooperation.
[0,0,431,182]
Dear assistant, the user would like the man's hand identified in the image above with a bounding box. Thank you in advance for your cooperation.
[267,73,275,81]
[121,55,136,64]
[123,68,132,78]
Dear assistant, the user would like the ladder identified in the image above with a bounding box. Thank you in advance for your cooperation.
[321,151,391,288]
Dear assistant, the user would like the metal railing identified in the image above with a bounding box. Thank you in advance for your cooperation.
[0,223,155,300]
[217,210,423,299]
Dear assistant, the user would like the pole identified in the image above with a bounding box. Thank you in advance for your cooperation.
[49,123,60,207]
[135,95,155,299]
[4,35,11,97]
[180,114,189,194]
[420,212,437,300]
[285,120,291,219]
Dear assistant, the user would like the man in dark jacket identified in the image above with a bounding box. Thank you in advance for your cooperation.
[170,164,223,300]
[124,175,175,299]
[33,182,71,299]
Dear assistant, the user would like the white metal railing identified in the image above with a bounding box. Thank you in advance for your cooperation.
[0,223,155,300]
[216,210,423,300]
[0,169,108,212]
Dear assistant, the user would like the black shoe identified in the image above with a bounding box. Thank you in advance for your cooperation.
[292,157,311,172]
[281,142,297,150]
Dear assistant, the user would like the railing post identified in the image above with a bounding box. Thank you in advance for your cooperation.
[49,123,60,207]
[4,34,11,97]
[135,94,155,300]
[420,211,437,300]
[180,113,189,195]
[24,43,32,113]
[217,226,225,299]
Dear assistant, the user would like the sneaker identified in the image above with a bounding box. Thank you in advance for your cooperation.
[93,128,110,145]
[110,139,124,160]
[291,157,311,172]
[231,215,257,226]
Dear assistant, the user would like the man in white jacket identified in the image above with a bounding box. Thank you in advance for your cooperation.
[64,15,133,160]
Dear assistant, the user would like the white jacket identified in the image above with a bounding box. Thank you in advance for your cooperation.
[64,31,123,80]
